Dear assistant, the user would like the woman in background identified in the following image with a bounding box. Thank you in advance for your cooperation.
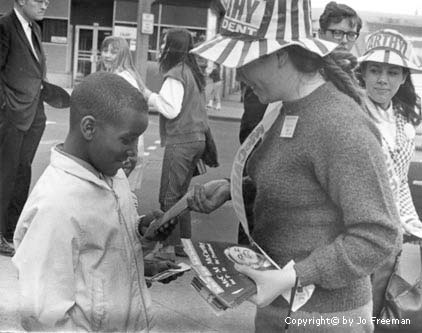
[99,36,146,202]
[356,28,422,319]
[141,29,209,259]
[357,29,422,235]
[206,63,222,111]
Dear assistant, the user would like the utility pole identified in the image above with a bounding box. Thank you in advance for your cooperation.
[135,0,154,81]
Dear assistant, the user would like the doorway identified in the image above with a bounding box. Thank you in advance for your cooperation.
[73,25,112,84]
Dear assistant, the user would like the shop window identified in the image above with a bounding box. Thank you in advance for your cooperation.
[39,18,68,44]
[161,5,207,28]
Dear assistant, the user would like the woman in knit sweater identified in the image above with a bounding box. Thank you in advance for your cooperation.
[187,0,401,332]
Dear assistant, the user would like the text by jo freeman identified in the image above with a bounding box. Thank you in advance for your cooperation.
[284,316,411,327]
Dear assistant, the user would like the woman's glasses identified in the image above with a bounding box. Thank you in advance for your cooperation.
[326,29,359,42]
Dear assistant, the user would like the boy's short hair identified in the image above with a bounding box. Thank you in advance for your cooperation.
[319,1,362,33]
[69,72,148,128]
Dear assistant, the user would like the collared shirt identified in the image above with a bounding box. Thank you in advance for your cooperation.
[14,8,39,61]
[56,144,102,179]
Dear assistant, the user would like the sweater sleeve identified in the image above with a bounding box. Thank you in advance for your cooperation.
[294,119,402,289]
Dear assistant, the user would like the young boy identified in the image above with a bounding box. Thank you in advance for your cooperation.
[12,72,170,331]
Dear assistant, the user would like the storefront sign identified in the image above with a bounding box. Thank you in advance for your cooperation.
[141,13,154,34]
[51,36,67,44]
[114,25,137,40]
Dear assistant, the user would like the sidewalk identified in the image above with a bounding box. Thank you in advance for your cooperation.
[206,91,244,122]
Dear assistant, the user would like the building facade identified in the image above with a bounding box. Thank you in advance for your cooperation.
[0,0,225,90]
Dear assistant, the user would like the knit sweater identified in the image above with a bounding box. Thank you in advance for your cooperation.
[247,82,401,313]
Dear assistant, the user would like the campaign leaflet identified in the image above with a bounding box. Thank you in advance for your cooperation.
[182,238,272,310]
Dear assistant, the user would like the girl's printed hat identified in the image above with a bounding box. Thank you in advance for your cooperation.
[191,0,337,68]
[359,29,422,73]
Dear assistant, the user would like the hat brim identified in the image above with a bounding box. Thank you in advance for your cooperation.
[358,50,422,73]
[191,34,337,68]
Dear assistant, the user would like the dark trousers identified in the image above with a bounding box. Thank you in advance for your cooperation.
[0,103,46,239]
[159,141,205,246]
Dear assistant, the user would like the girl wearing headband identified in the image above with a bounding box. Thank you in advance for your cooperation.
[188,0,400,331]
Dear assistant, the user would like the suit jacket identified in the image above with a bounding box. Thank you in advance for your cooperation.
[0,10,46,131]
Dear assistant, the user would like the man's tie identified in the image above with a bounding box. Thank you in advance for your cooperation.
[30,24,42,62]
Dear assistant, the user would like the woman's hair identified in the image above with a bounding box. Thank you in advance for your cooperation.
[99,36,144,90]
[159,28,205,92]
[356,63,422,126]
[284,45,363,105]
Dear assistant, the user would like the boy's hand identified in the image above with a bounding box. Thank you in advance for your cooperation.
[138,210,163,235]
[144,260,185,287]
[140,211,178,242]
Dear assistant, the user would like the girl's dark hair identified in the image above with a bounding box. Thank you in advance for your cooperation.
[285,46,362,105]
[159,28,205,92]
[356,63,422,126]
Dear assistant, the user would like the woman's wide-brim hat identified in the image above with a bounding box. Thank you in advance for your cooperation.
[191,0,337,68]
[358,29,422,73]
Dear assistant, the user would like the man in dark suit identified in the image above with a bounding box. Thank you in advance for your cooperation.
[0,0,50,256]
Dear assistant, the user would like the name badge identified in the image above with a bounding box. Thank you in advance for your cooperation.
[280,115,298,138]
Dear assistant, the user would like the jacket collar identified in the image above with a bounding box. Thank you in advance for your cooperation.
[51,144,126,190]
[11,9,45,70]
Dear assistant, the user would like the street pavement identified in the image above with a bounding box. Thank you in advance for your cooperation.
[0,92,257,333]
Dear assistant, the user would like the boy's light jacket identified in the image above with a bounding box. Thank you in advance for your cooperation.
[12,147,152,332]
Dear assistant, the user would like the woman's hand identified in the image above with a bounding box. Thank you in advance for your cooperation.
[234,264,297,308]
[137,78,152,100]
[187,179,231,214]
[401,217,422,241]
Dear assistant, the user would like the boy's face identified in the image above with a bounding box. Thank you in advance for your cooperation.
[88,110,148,177]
